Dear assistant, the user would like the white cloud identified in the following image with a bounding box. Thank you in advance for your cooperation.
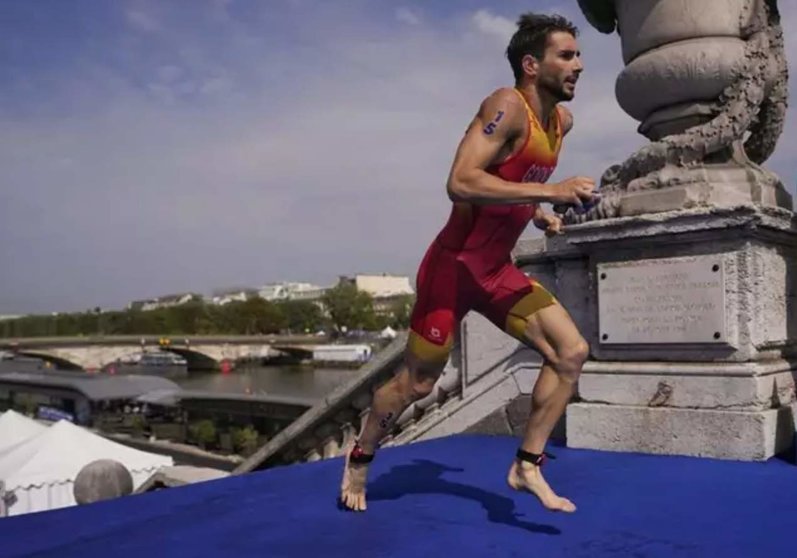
[125,9,160,33]
[396,7,421,26]
[471,9,516,42]
[157,65,183,83]
[0,1,795,313]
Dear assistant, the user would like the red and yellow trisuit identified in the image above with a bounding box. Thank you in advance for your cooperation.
[409,89,565,363]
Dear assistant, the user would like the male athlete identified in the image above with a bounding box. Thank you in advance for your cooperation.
[340,13,597,513]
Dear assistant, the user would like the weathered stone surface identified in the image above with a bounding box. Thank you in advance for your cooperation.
[613,0,752,63]
[73,459,133,504]
[572,0,789,221]
[617,37,746,121]
[505,395,532,434]
[567,403,794,461]
[463,408,512,436]
[578,363,796,411]
[460,312,528,385]
[561,207,797,364]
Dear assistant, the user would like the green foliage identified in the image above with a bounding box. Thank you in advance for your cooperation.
[0,298,323,337]
[0,287,412,338]
[189,419,217,447]
[321,282,377,332]
[384,294,415,329]
[277,300,324,333]
[231,425,260,456]
[15,395,37,416]
[130,414,147,436]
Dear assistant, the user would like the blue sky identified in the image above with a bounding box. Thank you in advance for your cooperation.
[1,0,796,314]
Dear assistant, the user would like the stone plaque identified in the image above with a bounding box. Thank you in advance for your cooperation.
[598,257,726,344]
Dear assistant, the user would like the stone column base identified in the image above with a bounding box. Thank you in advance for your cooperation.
[566,402,796,461]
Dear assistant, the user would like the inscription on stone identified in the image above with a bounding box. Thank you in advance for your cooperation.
[598,258,726,344]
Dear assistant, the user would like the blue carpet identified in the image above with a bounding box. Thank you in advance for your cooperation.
[1,434,795,557]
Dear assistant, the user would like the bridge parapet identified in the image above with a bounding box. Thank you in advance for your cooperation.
[0,334,324,349]
[5,342,279,371]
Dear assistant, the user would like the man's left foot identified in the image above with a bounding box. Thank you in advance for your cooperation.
[507,460,576,513]
[339,440,372,512]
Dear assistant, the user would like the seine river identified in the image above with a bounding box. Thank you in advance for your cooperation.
[172,363,362,401]
[0,357,363,402]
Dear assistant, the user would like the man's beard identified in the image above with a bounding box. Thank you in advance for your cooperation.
[540,76,573,101]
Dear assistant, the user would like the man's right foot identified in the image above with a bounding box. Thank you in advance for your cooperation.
[507,459,576,513]
[339,441,373,512]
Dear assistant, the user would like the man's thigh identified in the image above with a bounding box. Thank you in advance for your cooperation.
[478,265,582,358]
[407,245,460,367]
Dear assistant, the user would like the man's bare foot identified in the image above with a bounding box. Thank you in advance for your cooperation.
[507,461,576,513]
[339,441,371,512]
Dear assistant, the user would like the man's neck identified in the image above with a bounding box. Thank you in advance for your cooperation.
[516,83,557,129]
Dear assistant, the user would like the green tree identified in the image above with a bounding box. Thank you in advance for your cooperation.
[387,294,415,329]
[243,298,287,334]
[189,419,217,449]
[277,300,323,333]
[231,425,260,456]
[322,283,376,332]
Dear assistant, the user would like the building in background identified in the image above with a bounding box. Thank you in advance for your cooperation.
[127,293,202,312]
[207,288,259,306]
[337,273,415,316]
[258,282,326,302]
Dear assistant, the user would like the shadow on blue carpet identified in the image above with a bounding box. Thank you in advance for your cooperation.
[0,434,795,558]
[365,458,561,535]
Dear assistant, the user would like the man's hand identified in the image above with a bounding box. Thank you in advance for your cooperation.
[533,211,563,237]
[549,176,597,207]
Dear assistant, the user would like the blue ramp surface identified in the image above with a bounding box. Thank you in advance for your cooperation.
[1,434,795,557]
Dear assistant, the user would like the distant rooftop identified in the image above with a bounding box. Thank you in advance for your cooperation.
[0,371,180,402]
[137,388,317,408]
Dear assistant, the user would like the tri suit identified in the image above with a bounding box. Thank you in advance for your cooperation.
[408,89,564,363]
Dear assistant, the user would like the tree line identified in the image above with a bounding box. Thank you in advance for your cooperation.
[0,284,414,338]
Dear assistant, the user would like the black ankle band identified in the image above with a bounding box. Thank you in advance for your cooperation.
[349,442,374,464]
[516,448,556,466]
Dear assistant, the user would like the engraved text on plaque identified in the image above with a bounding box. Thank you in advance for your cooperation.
[598,258,726,344]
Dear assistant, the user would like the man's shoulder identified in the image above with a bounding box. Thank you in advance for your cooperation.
[477,87,526,124]
[482,87,525,109]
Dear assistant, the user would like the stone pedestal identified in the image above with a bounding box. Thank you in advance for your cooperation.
[558,206,797,460]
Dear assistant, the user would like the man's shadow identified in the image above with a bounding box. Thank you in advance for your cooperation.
[364,459,561,536]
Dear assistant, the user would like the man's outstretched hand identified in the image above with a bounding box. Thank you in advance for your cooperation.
[533,212,563,237]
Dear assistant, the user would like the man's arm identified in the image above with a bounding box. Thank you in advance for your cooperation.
[446,89,560,206]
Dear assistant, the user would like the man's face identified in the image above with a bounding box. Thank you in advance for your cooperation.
[535,31,583,101]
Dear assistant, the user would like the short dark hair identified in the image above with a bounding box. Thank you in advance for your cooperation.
[506,13,579,82]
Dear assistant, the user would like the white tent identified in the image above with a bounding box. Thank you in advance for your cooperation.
[380,326,397,339]
[0,420,172,516]
[0,410,47,453]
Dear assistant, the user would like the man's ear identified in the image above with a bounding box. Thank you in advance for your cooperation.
[521,54,539,79]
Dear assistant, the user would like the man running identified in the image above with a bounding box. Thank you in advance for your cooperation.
[341,12,596,513]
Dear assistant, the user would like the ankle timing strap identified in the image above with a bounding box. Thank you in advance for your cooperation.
[516,448,556,466]
[349,442,374,464]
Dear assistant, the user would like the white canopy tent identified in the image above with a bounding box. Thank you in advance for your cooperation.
[0,410,47,453]
[0,419,172,517]
[379,326,397,339]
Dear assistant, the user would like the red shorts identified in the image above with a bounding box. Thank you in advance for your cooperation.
[408,240,558,364]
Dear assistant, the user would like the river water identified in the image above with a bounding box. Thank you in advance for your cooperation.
[173,364,363,401]
[0,357,363,402]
